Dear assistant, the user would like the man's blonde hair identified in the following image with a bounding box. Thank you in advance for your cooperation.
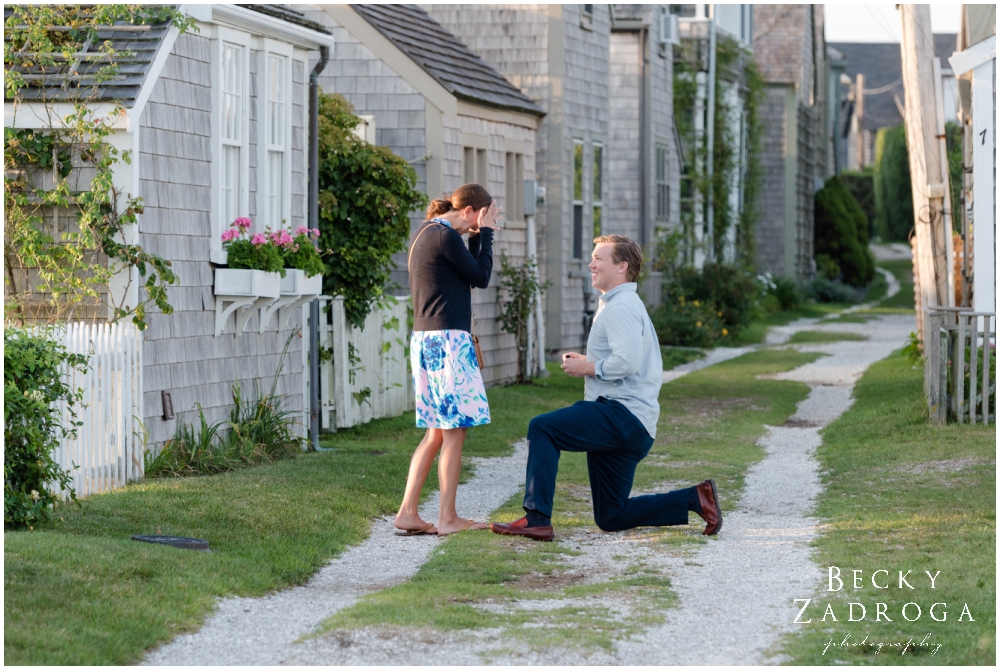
[593,235,642,282]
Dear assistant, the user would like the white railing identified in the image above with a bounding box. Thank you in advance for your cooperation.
[315,296,413,430]
[49,322,144,497]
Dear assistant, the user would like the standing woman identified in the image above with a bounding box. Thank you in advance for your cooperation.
[394,184,501,536]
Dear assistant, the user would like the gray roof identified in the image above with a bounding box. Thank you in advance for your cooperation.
[830,34,958,131]
[5,5,328,106]
[4,6,173,105]
[350,4,544,117]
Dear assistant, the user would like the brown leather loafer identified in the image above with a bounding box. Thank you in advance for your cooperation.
[490,519,554,541]
[695,479,723,535]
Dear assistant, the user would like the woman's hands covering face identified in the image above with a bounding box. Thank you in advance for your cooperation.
[472,202,501,233]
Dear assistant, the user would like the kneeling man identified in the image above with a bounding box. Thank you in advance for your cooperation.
[491,235,722,542]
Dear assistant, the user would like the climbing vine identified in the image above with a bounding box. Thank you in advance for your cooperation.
[4,5,193,328]
[671,34,763,270]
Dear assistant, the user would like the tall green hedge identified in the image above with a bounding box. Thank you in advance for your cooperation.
[840,169,875,240]
[316,93,427,327]
[814,176,876,287]
[873,124,914,242]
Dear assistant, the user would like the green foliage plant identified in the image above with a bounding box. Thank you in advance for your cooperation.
[145,333,305,477]
[280,226,326,278]
[806,275,863,304]
[221,217,285,277]
[945,120,963,231]
[814,176,875,287]
[672,36,764,268]
[316,93,427,327]
[4,5,193,329]
[650,298,723,348]
[873,124,914,242]
[496,255,549,384]
[4,328,88,528]
[839,169,876,240]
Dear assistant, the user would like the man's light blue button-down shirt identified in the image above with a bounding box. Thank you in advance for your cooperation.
[584,282,663,439]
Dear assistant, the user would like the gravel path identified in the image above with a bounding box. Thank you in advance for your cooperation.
[143,441,529,666]
[142,309,913,665]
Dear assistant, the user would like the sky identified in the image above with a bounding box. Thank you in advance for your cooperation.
[823,4,962,43]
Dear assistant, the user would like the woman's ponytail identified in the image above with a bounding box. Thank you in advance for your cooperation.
[426,198,453,218]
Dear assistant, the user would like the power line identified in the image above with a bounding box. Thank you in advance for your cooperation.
[864,4,899,43]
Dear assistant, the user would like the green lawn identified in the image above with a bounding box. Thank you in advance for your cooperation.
[4,367,584,665]
[787,330,868,344]
[661,345,705,371]
[318,349,823,652]
[738,303,853,345]
[780,350,995,665]
[874,259,915,311]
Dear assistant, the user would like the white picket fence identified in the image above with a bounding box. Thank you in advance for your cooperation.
[47,322,144,497]
[315,296,413,429]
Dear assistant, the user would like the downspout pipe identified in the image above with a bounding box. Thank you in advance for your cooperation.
[309,45,329,452]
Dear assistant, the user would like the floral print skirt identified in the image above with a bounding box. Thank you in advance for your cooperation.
[411,329,491,429]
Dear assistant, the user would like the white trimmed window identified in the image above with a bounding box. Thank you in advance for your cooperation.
[505,151,524,223]
[263,39,293,231]
[655,142,670,221]
[572,140,584,259]
[212,27,251,261]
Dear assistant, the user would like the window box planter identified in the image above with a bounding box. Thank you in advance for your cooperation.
[261,270,325,332]
[213,268,282,336]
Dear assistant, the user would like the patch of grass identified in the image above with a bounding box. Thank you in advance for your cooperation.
[738,303,854,344]
[3,365,584,665]
[317,349,822,653]
[779,351,995,665]
[875,259,915,311]
[661,346,705,371]
[863,270,890,303]
[787,330,868,344]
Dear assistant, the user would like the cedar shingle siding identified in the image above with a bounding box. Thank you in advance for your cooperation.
[138,31,306,450]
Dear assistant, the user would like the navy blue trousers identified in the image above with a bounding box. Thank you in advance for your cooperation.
[523,397,691,531]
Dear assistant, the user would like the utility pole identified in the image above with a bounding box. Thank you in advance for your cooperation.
[899,4,951,342]
[854,73,865,168]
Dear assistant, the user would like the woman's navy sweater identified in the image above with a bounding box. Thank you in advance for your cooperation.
[409,221,493,332]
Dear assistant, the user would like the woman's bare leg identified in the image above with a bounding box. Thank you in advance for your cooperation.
[437,428,487,535]
[395,428,443,531]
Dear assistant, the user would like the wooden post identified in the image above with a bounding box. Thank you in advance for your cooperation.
[899,5,950,342]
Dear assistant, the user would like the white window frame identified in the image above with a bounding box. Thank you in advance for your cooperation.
[572,139,585,260]
[261,38,293,233]
[655,141,670,221]
[210,26,252,263]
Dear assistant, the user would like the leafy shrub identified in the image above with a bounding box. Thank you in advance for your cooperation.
[672,263,757,332]
[317,93,427,327]
[814,176,875,287]
[650,298,724,348]
[145,335,305,477]
[873,124,914,242]
[840,170,876,240]
[496,255,549,383]
[807,276,863,304]
[222,218,285,276]
[280,227,325,278]
[771,276,803,312]
[4,328,87,528]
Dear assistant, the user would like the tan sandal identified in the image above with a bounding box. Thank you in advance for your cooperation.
[394,522,438,536]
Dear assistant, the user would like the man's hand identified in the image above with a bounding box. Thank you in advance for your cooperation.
[561,352,595,378]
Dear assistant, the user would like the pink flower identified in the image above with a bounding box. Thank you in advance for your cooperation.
[311,228,321,238]
[233,217,252,230]
[296,226,309,236]
[250,232,268,245]
[221,228,239,243]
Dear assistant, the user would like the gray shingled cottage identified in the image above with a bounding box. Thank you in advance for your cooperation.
[293,3,545,385]
[139,5,334,449]
[751,4,827,281]
[421,4,612,354]
[2,6,334,450]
